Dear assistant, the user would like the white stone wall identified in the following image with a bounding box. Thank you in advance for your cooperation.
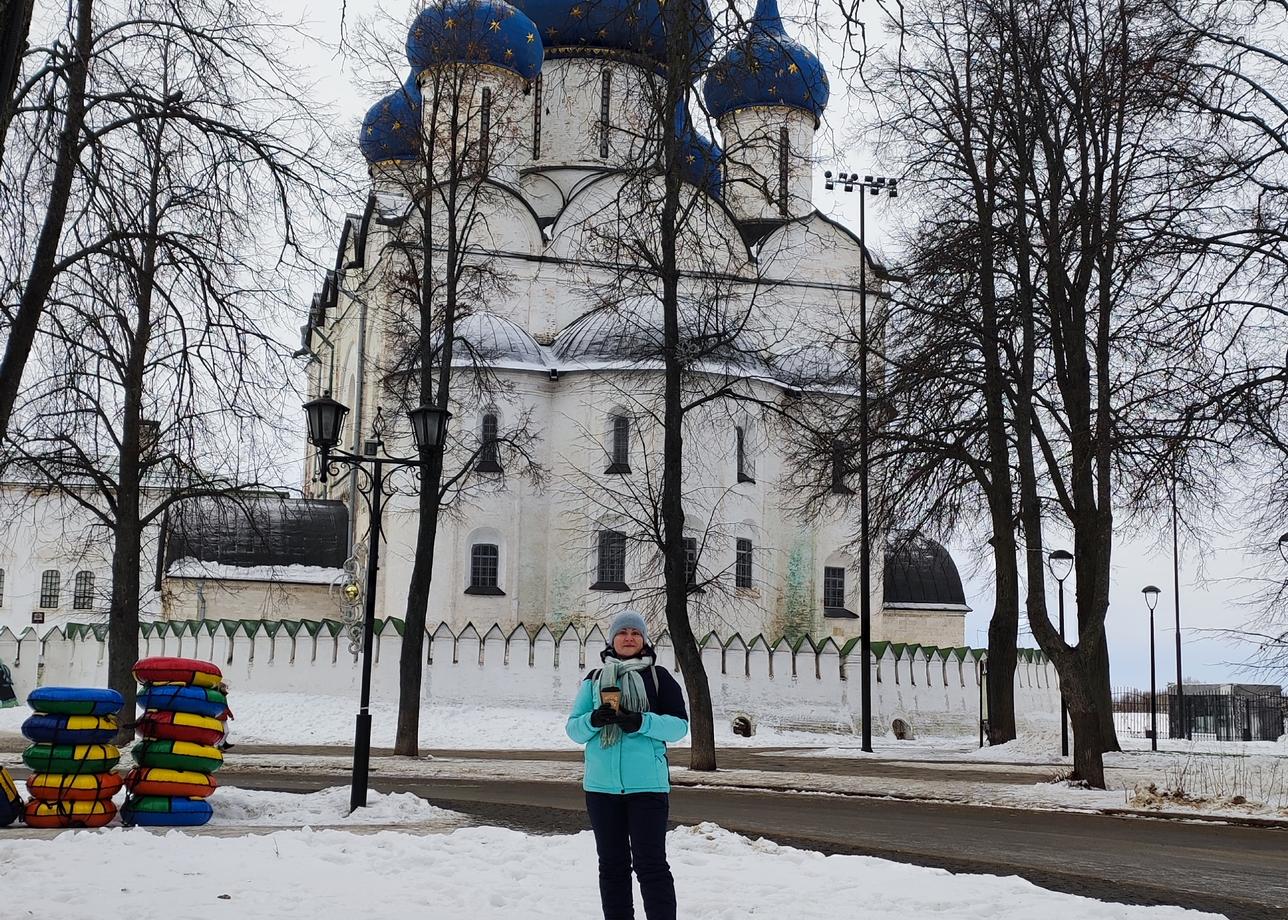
[0,621,1061,739]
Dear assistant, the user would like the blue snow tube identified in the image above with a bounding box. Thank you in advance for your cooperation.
[136,685,228,719]
[22,713,120,745]
[121,795,214,827]
[27,686,124,717]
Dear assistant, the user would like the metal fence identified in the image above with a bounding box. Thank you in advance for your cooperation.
[1112,687,1286,742]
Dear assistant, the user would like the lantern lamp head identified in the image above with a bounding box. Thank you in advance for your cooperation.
[1142,584,1161,613]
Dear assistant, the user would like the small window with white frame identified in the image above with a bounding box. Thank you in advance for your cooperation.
[735,538,753,589]
[606,414,630,474]
[592,530,628,590]
[476,411,502,473]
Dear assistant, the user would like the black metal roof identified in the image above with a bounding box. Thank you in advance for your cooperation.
[883,537,968,607]
[163,497,349,569]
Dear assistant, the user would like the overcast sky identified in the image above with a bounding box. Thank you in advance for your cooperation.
[259,0,1283,691]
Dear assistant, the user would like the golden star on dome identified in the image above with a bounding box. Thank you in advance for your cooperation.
[598,27,608,37]
[570,5,583,16]
[490,19,501,30]
[788,62,799,74]
[686,154,696,163]
[768,85,778,94]
[526,31,536,42]
[392,120,403,130]
[504,48,514,58]
[546,26,558,36]
[445,17,456,28]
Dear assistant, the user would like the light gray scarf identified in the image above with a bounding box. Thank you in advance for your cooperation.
[597,654,653,748]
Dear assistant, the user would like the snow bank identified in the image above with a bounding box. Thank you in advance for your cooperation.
[210,785,465,828]
[0,821,1221,919]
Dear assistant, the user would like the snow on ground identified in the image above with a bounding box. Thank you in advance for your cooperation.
[0,818,1221,919]
[209,785,466,828]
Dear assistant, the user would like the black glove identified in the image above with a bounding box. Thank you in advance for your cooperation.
[617,710,644,734]
[589,704,618,728]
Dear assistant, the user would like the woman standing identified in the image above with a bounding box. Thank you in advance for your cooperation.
[566,610,689,920]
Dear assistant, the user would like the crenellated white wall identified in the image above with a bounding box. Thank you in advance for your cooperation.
[0,621,1060,739]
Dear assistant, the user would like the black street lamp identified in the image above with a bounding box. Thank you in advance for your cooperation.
[823,168,898,754]
[1046,549,1073,757]
[304,394,450,812]
[1142,584,1161,752]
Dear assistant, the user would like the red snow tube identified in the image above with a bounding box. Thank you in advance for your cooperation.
[23,799,117,829]
[136,710,225,746]
[133,657,223,689]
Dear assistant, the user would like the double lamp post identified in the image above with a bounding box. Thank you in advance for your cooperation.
[303,393,450,812]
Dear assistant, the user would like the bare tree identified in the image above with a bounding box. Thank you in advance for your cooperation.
[2,0,331,727]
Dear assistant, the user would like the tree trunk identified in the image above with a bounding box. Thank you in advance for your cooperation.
[1065,671,1107,788]
[985,525,1020,744]
[0,0,93,441]
[0,0,36,166]
[108,514,142,743]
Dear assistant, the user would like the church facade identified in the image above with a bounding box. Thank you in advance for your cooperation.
[4,0,971,648]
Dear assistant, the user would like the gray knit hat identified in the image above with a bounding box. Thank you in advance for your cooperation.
[607,609,649,645]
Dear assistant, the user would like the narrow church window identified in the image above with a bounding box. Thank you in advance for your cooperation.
[735,538,753,589]
[0,568,5,607]
[480,87,492,175]
[466,544,503,595]
[606,414,630,473]
[73,571,95,609]
[599,69,612,159]
[40,569,60,608]
[477,412,502,472]
[778,127,789,216]
[830,439,851,494]
[823,565,846,610]
[683,537,700,589]
[593,530,628,590]
[532,75,542,159]
[736,426,754,483]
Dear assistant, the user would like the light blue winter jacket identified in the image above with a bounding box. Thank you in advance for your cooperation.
[565,668,689,794]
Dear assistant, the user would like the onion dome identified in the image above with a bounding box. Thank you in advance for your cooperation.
[674,104,722,198]
[359,76,422,163]
[510,0,713,69]
[406,0,545,81]
[703,0,829,124]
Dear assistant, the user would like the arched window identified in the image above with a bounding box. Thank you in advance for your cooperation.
[466,544,504,595]
[606,414,630,473]
[736,426,754,483]
[476,412,502,472]
[73,571,95,610]
[735,538,753,589]
[592,530,628,591]
[683,537,701,590]
[39,570,60,608]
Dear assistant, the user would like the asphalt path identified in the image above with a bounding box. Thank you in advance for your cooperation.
[218,768,1286,920]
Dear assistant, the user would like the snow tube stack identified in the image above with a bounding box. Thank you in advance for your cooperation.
[123,658,226,827]
[20,687,124,828]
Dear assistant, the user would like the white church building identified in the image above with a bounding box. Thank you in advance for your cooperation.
[0,0,972,652]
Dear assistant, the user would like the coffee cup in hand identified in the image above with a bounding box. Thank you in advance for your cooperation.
[600,687,622,711]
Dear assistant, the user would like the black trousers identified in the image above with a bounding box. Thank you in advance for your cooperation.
[585,791,676,920]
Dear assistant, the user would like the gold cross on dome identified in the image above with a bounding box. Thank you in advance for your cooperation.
[490,19,501,30]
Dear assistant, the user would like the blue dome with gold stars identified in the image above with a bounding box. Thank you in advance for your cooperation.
[359,76,422,163]
[406,0,545,81]
[675,104,722,198]
[703,0,828,124]
[511,0,713,69]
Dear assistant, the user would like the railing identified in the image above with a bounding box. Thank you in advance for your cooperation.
[1112,687,1286,742]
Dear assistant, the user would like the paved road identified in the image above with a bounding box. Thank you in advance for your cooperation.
[220,768,1284,920]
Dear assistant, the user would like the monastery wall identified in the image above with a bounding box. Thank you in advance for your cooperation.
[0,620,1061,739]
